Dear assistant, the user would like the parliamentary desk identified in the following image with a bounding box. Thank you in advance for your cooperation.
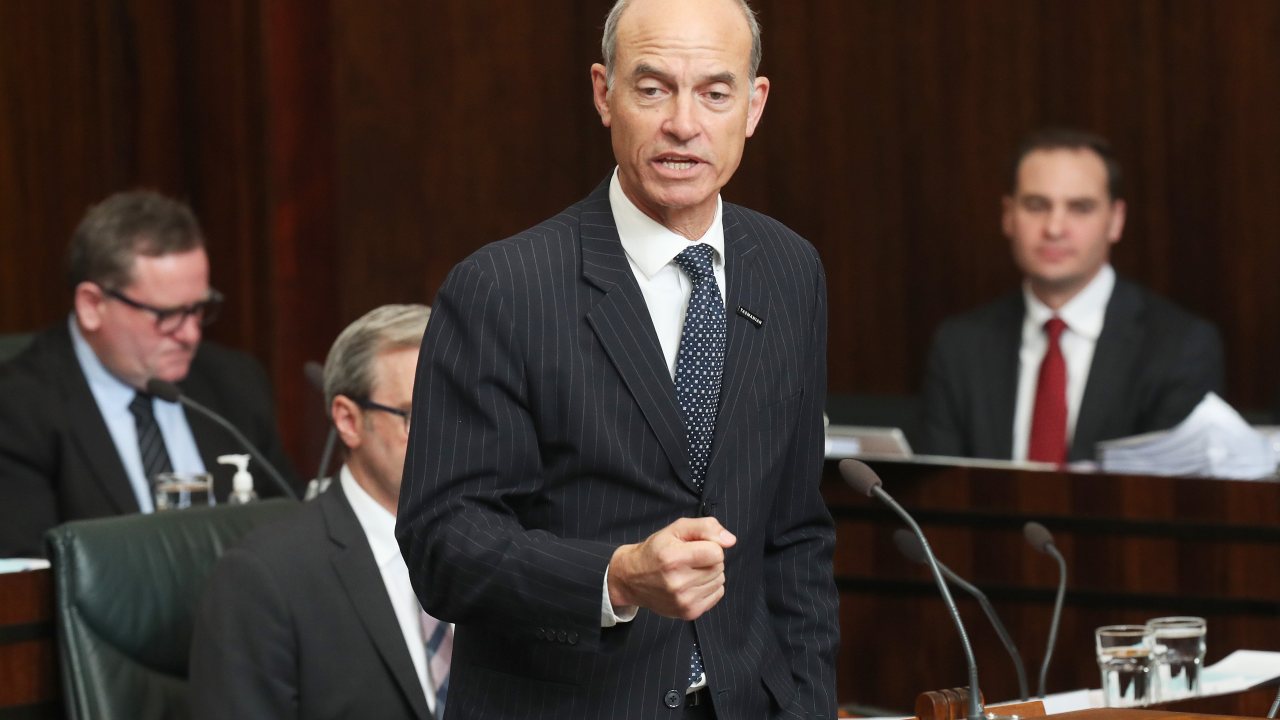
[824,457,1280,711]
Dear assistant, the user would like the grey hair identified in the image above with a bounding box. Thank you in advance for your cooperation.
[323,304,431,415]
[601,0,762,88]
[66,190,204,292]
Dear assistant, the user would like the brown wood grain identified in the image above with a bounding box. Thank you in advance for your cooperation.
[2,0,1279,516]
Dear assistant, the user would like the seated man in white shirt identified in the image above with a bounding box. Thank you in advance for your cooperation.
[917,127,1225,463]
[190,304,446,720]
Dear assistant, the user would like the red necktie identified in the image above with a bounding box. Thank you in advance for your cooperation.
[1028,317,1068,464]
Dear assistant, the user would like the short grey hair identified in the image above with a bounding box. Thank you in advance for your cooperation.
[601,0,762,88]
[323,304,431,414]
[66,190,204,292]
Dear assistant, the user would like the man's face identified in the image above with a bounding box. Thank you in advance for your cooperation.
[590,0,769,237]
[1003,148,1126,307]
[76,247,211,388]
[350,346,419,509]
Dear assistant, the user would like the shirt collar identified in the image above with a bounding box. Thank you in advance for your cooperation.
[68,314,137,409]
[608,167,725,279]
[1022,264,1115,340]
[339,465,401,568]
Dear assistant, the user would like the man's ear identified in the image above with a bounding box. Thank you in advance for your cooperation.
[331,396,364,451]
[591,63,613,128]
[73,282,106,331]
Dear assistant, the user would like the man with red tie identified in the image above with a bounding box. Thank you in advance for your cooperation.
[917,128,1224,463]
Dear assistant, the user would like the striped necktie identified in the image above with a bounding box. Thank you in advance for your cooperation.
[129,392,173,481]
[672,243,726,690]
[420,609,453,716]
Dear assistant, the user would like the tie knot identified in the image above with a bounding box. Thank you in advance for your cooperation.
[129,392,155,419]
[674,243,716,284]
[1044,316,1067,342]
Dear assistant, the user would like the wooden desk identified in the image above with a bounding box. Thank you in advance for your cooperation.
[0,568,58,718]
[824,459,1280,711]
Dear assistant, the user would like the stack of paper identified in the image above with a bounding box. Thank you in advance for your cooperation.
[1097,393,1278,479]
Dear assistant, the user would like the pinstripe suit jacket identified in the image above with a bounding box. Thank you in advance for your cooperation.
[398,180,838,719]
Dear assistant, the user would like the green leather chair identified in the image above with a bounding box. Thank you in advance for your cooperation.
[45,500,299,720]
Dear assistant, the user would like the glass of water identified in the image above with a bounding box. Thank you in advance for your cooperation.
[1096,625,1154,707]
[1147,616,1206,701]
[152,471,215,511]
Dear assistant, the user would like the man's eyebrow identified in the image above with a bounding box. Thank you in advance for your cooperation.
[703,71,738,87]
[632,63,673,82]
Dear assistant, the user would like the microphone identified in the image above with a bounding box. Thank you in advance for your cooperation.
[146,378,298,500]
[303,361,338,482]
[1268,686,1280,719]
[893,529,1029,701]
[840,459,985,720]
[1024,521,1067,698]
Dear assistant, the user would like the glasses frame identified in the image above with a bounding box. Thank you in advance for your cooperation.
[352,397,411,433]
[101,285,225,334]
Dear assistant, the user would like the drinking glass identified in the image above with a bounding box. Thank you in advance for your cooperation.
[1146,616,1206,701]
[1096,625,1154,707]
[152,471,215,511]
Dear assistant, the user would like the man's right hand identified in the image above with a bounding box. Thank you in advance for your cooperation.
[607,517,737,621]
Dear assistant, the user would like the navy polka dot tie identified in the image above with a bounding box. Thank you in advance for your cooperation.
[673,243,725,689]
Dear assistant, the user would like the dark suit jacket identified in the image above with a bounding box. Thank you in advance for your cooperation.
[0,322,296,557]
[916,277,1226,462]
[397,181,838,720]
[189,480,433,720]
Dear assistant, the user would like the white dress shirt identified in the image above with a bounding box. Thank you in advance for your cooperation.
[69,315,206,511]
[339,466,442,715]
[1012,265,1116,461]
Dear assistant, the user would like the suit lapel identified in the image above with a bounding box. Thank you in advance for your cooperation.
[1073,279,1142,459]
[324,483,431,720]
[49,325,140,514]
[580,185,694,489]
[987,294,1024,459]
[706,206,766,473]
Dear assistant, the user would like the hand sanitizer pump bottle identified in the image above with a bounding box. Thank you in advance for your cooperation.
[218,453,258,505]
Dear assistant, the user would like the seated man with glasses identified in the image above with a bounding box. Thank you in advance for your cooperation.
[190,304,442,720]
[0,189,296,557]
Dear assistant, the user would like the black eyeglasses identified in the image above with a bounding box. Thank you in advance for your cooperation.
[352,397,411,433]
[102,286,224,335]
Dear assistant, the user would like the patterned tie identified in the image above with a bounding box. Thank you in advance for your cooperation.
[1028,317,1069,464]
[420,609,453,717]
[672,243,726,689]
[128,392,173,481]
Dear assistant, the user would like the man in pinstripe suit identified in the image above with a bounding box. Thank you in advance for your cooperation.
[398,0,838,717]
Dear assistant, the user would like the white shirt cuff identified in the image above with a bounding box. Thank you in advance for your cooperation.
[601,563,638,627]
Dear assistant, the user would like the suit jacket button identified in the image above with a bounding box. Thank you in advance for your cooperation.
[568,631,579,645]
[664,689,681,708]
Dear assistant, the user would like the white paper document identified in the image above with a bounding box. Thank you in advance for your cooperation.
[1097,393,1279,479]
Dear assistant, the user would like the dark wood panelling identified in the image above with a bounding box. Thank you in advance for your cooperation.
[2,0,1280,618]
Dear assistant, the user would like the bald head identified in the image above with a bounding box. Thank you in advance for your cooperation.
[601,0,761,88]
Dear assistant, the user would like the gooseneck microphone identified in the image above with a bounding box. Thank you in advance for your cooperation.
[303,361,338,482]
[894,529,1029,701]
[146,378,299,500]
[840,459,985,720]
[1024,521,1067,698]
[1267,685,1280,719]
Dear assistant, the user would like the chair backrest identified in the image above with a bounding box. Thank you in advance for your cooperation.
[45,500,299,720]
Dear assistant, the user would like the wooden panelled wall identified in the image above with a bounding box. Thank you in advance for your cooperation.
[3,1,1280,471]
